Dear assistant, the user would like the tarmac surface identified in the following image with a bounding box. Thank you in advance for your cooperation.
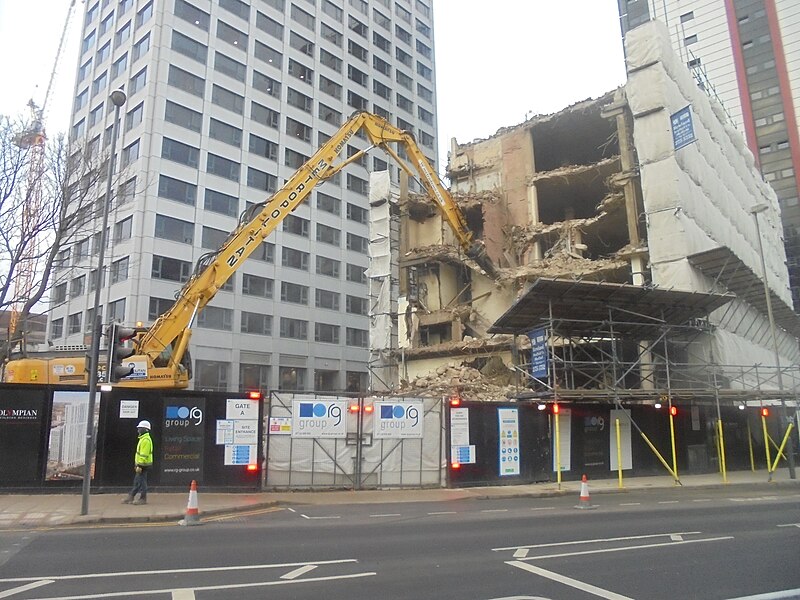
[0,468,797,530]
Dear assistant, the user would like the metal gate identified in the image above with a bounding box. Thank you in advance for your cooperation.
[263,393,444,490]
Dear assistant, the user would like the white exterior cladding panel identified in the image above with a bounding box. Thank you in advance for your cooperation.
[777,0,800,156]
[55,0,438,392]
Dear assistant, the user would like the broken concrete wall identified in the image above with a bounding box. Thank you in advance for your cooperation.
[625,20,800,372]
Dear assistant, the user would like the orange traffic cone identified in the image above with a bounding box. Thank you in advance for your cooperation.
[575,474,597,510]
[179,480,202,526]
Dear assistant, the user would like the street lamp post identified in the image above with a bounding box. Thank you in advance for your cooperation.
[81,89,127,516]
[750,203,796,480]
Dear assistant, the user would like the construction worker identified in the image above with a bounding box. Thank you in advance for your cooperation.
[122,420,154,505]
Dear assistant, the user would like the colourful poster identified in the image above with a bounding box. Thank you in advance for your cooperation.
[498,408,520,476]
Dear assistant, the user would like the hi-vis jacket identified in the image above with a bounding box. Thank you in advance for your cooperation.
[135,432,154,467]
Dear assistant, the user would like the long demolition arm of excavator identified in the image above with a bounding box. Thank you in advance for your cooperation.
[3,112,496,388]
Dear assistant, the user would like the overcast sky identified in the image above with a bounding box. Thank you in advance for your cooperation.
[0,0,627,175]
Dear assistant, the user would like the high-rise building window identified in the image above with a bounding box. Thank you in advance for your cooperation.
[242,273,274,298]
[217,20,248,49]
[241,312,272,335]
[251,101,279,127]
[207,153,240,182]
[321,22,342,47]
[214,52,246,81]
[198,306,233,330]
[162,137,200,167]
[165,100,202,132]
[205,188,238,216]
[281,281,309,305]
[195,360,229,391]
[220,0,250,21]
[155,214,195,244]
[213,85,244,114]
[172,30,207,63]
[282,247,309,271]
[256,11,283,39]
[247,167,276,191]
[209,118,242,147]
[252,70,280,97]
[249,134,278,160]
[152,255,192,282]
[132,33,151,61]
[316,255,341,278]
[315,323,340,344]
[279,318,308,340]
[315,288,340,310]
[158,175,197,205]
[168,65,205,97]
[284,214,310,237]
[201,226,228,250]
[175,0,210,30]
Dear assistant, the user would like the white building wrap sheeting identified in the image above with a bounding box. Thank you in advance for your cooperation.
[625,20,800,371]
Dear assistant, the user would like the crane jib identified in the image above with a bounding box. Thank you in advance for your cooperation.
[225,158,329,268]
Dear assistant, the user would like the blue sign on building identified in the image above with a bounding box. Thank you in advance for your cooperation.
[671,105,696,150]
[527,328,549,380]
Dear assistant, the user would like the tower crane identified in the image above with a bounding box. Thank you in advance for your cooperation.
[8,0,79,353]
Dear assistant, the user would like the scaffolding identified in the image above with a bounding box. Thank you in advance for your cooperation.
[490,278,800,406]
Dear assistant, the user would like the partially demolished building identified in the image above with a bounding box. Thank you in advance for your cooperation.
[393,20,800,404]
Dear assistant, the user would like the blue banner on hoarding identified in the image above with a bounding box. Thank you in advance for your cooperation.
[528,328,548,379]
[671,105,696,150]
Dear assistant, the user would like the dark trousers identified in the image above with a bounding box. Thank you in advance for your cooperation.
[129,466,149,499]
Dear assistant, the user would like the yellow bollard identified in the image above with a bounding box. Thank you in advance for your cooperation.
[668,405,678,481]
[717,419,728,484]
[762,412,772,474]
[616,418,624,489]
[747,420,755,472]
[769,423,795,476]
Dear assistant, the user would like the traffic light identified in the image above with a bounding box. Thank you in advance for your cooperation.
[669,406,678,417]
[761,407,770,418]
[106,322,136,383]
[553,403,560,415]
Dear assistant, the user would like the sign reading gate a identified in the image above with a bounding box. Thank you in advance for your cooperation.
[291,400,346,438]
[374,401,424,439]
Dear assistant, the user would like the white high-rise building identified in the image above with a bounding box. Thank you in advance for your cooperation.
[52,0,438,393]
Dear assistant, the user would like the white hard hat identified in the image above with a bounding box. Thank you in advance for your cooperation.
[137,420,151,430]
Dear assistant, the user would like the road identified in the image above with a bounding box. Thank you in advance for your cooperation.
[0,486,798,599]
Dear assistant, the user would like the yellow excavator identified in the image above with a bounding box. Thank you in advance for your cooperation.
[3,112,497,388]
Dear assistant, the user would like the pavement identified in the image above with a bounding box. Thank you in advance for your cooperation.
[0,468,798,530]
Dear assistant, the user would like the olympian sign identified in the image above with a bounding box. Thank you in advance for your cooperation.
[374,401,424,439]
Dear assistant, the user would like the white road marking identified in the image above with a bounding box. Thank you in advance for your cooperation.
[28,572,377,599]
[777,523,800,528]
[481,509,508,513]
[369,513,401,518]
[725,589,800,600]
[513,549,530,559]
[488,596,551,599]
[669,535,683,541]
[530,507,556,511]
[287,508,296,513]
[692,499,712,502]
[658,501,679,504]
[300,514,340,520]
[280,565,317,580]
[428,511,457,515]
[619,502,640,506]
[0,559,358,583]
[0,580,53,598]
[171,590,194,600]
[506,561,634,600]
[493,531,701,552]
[523,536,734,561]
